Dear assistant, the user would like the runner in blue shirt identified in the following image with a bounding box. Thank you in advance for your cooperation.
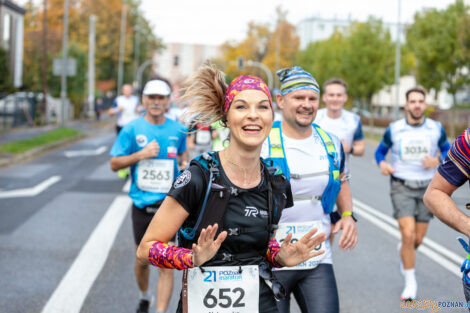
[110,79,188,313]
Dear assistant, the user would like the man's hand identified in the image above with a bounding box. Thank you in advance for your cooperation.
[341,140,352,154]
[379,161,395,175]
[422,156,440,169]
[332,215,357,250]
[138,140,160,160]
[108,106,122,116]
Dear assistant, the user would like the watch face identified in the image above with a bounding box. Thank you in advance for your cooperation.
[351,212,358,222]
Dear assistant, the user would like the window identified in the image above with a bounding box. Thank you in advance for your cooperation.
[3,13,11,52]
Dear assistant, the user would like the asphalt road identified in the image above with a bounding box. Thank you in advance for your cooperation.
[0,131,467,313]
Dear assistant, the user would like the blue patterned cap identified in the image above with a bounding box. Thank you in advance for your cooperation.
[276,66,320,96]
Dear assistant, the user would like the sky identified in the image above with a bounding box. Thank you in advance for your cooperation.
[141,0,457,46]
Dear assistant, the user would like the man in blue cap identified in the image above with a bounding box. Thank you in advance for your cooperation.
[262,66,358,313]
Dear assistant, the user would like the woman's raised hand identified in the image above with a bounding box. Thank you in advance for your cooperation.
[276,228,327,267]
[192,224,228,267]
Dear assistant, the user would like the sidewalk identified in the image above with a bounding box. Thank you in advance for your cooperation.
[0,116,115,168]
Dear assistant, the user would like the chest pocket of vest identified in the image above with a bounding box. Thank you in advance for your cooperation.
[179,182,231,248]
[269,173,290,225]
[197,183,230,234]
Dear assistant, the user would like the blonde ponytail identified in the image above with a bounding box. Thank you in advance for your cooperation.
[181,62,227,127]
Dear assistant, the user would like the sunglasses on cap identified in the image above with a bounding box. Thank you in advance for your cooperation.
[259,261,287,300]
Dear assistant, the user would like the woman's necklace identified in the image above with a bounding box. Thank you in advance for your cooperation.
[222,151,261,188]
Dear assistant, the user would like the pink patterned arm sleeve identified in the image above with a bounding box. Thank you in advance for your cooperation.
[266,236,283,268]
[148,241,194,270]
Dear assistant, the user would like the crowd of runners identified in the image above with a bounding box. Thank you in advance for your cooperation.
[107,62,470,313]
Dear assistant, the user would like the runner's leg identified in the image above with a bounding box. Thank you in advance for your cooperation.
[398,217,416,269]
[292,264,339,313]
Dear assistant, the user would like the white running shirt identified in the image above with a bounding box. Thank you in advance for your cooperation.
[262,130,344,265]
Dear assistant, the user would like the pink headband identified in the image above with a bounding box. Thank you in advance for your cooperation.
[224,75,272,113]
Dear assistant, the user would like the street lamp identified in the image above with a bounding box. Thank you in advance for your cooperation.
[393,0,402,120]
[60,0,69,125]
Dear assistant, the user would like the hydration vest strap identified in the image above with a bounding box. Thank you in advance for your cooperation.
[314,125,340,180]
[292,194,322,201]
[290,170,330,179]
[268,127,284,158]
[214,250,266,262]
[179,169,214,240]
[225,225,270,236]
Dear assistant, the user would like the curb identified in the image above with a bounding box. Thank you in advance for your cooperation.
[0,121,114,168]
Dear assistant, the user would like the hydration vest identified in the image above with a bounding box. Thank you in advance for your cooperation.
[178,152,290,263]
[267,121,341,214]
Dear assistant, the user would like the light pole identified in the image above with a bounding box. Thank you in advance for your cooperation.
[231,59,274,91]
[60,0,69,125]
[136,59,154,92]
[117,4,127,95]
[393,0,402,120]
[246,60,273,91]
[133,19,140,87]
[87,15,96,118]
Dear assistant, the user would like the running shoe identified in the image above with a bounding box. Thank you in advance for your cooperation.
[400,285,417,301]
[136,299,150,313]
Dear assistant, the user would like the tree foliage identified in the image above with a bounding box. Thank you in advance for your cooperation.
[219,7,299,87]
[406,0,470,99]
[297,17,411,113]
[22,0,162,117]
[296,30,346,89]
[0,47,14,94]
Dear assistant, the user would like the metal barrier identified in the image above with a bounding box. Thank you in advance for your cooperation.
[0,92,37,129]
[0,93,71,129]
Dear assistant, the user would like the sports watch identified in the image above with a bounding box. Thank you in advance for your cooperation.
[342,211,358,222]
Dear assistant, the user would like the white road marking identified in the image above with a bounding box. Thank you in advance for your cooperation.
[354,198,463,265]
[64,145,107,158]
[353,198,461,277]
[41,195,132,313]
[122,178,131,193]
[0,176,61,199]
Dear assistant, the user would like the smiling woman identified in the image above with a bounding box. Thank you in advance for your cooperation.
[136,62,327,313]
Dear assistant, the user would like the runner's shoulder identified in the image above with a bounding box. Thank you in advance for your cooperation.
[165,118,188,133]
[342,109,361,122]
[119,117,144,134]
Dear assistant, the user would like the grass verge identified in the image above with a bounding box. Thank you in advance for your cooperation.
[0,127,82,154]
[364,130,383,143]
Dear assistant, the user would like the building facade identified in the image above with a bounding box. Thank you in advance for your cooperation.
[0,0,25,88]
[296,16,406,50]
[153,42,222,86]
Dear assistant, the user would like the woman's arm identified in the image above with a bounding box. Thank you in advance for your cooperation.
[137,196,227,269]
[137,196,190,265]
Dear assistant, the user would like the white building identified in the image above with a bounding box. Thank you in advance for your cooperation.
[153,43,222,86]
[0,0,25,88]
[371,75,453,115]
[296,16,406,50]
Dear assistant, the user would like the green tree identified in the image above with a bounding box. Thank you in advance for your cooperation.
[297,17,411,116]
[48,42,87,118]
[343,18,396,116]
[22,0,162,121]
[264,6,300,84]
[406,0,470,137]
[296,30,347,88]
[219,7,299,87]
[0,47,14,94]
